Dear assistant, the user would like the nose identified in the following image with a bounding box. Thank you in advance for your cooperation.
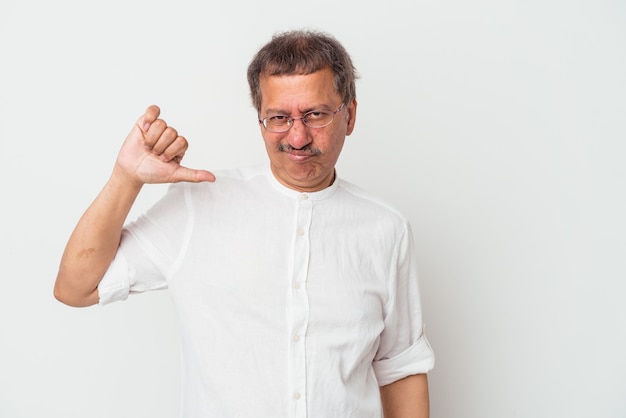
[286,118,312,149]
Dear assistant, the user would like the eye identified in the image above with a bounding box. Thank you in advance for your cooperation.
[264,115,291,129]
[304,111,328,121]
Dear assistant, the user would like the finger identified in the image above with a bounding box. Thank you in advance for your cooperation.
[151,127,181,156]
[158,135,188,162]
[143,119,168,148]
[171,166,216,183]
[137,104,161,133]
[171,154,185,165]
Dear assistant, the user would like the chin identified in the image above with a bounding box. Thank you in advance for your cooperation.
[286,165,319,180]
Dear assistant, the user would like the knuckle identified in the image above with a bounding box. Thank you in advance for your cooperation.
[164,126,178,137]
[151,119,167,131]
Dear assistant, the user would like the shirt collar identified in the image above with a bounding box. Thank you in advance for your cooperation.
[265,165,339,201]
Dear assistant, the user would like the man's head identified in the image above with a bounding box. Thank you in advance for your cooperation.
[247,29,359,192]
[247,29,358,113]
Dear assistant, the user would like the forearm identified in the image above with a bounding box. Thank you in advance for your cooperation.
[380,374,430,418]
[54,166,143,307]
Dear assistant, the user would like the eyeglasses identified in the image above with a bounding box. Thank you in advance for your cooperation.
[259,103,345,133]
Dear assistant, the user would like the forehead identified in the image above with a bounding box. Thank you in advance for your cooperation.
[259,67,340,112]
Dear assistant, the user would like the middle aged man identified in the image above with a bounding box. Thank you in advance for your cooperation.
[54,29,435,417]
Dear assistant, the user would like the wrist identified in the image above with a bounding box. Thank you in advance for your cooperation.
[110,163,144,193]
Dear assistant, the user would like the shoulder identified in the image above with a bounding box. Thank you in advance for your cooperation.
[336,177,410,225]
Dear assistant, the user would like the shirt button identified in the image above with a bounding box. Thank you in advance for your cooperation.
[296,228,305,236]
[293,392,301,400]
[293,335,300,342]
[293,282,301,290]
[300,194,309,200]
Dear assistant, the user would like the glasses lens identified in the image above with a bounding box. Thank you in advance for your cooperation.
[262,106,340,132]
[264,116,290,132]
[303,111,333,128]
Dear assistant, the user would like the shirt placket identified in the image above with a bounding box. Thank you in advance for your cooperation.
[288,192,312,418]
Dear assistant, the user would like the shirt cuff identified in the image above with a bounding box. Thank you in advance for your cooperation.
[97,251,132,305]
[373,333,435,386]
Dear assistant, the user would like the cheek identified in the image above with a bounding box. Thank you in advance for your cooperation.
[323,129,347,154]
[322,138,345,162]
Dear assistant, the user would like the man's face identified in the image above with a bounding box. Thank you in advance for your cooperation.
[258,67,357,192]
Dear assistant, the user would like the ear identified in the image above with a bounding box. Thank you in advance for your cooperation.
[345,98,357,136]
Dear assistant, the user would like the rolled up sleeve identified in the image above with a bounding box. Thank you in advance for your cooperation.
[373,224,435,386]
[373,328,435,386]
[98,229,168,305]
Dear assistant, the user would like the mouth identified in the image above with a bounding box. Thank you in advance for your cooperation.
[286,152,313,162]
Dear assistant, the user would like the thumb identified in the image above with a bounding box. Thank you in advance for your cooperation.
[170,166,216,183]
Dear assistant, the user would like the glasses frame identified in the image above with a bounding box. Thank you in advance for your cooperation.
[259,103,345,133]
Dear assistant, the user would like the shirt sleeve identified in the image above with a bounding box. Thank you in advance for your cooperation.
[97,183,190,305]
[373,223,435,386]
[97,229,169,305]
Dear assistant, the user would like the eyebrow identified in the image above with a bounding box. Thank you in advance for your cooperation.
[263,104,334,116]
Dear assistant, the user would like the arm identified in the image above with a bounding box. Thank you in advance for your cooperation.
[53,105,214,307]
[380,373,430,418]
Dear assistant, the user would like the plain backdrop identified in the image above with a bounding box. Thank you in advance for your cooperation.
[1,0,624,417]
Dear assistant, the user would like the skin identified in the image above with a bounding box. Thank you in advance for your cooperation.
[380,374,430,418]
[54,68,429,417]
[53,106,214,307]
[258,67,357,192]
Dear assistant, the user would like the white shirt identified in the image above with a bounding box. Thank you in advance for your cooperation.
[99,165,435,418]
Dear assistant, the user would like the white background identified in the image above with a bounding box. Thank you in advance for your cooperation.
[1,0,624,417]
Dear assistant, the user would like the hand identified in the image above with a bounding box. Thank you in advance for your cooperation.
[115,105,215,186]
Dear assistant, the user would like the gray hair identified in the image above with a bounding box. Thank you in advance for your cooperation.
[247,29,358,112]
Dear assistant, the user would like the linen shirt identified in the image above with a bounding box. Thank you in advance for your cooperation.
[99,165,435,418]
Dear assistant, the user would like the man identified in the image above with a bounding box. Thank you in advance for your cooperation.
[54,29,435,417]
